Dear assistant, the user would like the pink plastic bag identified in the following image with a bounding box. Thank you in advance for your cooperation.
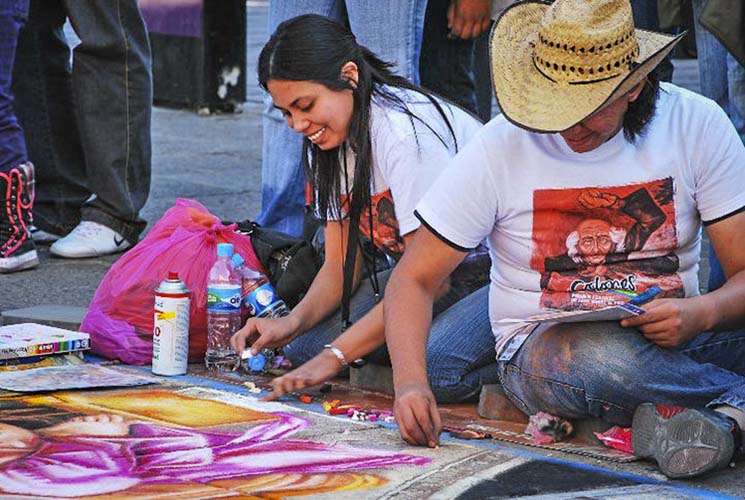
[80,198,263,365]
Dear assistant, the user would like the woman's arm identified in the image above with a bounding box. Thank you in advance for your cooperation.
[231,219,362,355]
[264,231,421,400]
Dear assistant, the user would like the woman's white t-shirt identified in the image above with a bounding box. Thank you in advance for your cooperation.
[321,85,482,260]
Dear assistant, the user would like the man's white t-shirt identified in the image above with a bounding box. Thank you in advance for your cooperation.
[322,86,481,259]
[416,83,745,356]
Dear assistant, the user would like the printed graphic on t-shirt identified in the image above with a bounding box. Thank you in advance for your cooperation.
[530,178,685,311]
[353,190,406,261]
[306,184,405,260]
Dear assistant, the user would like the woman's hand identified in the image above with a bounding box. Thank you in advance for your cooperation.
[230,315,301,355]
[262,349,343,401]
[620,297,712,348]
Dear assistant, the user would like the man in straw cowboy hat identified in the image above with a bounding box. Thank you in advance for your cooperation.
[382,0,745,479]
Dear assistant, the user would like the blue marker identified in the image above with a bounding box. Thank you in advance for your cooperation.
[629,285,661,305]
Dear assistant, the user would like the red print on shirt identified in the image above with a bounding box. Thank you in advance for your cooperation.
[530,178,685,311]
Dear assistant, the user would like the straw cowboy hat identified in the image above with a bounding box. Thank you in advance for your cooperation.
[490,0,684,132]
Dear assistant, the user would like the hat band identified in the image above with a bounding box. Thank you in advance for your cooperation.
[531,56,621,85]
[532,25,640,84]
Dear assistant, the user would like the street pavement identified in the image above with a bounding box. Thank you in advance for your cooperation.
[0,2,739,498]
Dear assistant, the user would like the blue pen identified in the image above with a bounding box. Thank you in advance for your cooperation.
[629,285,661,305]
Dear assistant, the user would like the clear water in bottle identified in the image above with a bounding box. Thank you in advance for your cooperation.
[205,243,242,371]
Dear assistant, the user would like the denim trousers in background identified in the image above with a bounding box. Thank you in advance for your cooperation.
[259,0,428,237]
[284,269,498,403]
[630,0,674,82]
[12,0,152,244]
[0,0,29,170]
[690,0,745,291]
[498,322,745,426]
[419,0,478,116]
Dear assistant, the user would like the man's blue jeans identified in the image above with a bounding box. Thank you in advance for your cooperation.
[12,0,151,243]
[258,0,427,236]
[284,270,497,403]
[0,0,29,170]
[498,321,745,426]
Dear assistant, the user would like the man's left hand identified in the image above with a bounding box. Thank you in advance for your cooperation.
[447,0,491,40]
[620,298,709,347]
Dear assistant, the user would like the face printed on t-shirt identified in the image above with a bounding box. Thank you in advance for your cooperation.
[530,177,685,310]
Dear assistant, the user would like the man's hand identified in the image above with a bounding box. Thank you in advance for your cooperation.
[447,0,491,40]
[262,349,343,401]
[393,383,442,448]
[620,297,711,347]
[230,315,300,356]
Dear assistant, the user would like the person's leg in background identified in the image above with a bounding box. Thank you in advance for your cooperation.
[12,0,89,242]
[258,0,427,237]
[48,0,152,258]
[630,0,674,82]
[419,0,478,115]
[346,0,427,86]
[258,1,343,238]
[0,0,37,273]
[691,0,744,291]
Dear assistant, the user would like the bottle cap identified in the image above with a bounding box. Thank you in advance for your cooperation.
[232,253,245,267]
[216,243,234,258]
[248,353,266,372]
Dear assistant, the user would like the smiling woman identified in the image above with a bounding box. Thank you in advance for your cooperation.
[267,78,355,151]
[230,14,496,407]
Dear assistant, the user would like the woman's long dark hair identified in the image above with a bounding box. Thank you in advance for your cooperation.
[258,14,460,228]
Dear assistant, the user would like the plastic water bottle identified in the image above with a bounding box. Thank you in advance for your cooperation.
[232,252,290,319]
[205,243,242,371]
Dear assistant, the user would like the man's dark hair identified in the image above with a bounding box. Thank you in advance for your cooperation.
[622,70,661,142]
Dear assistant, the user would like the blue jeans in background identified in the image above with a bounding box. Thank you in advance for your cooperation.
[498,321,745,426]
[284,270,497,403]
[259,0,427,237]
[630,0,673,82]
[12,0,152,243]
[419,0,478,116]
[691,0,745,291]
[0,0,29,170]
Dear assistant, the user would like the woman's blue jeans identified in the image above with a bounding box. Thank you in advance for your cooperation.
[284,269,497,403]
[0,0,29,170]
[498,321,745,426]
[258,0,428,236]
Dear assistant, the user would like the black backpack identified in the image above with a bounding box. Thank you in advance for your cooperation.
[233,220,321,308]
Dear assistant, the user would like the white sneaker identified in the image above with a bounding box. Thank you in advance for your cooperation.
[30,225,62,244]
[50,221,131,258]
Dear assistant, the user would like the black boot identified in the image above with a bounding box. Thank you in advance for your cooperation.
[0,163,38,273]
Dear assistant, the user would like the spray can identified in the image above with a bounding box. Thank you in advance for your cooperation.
[153,271,191,376]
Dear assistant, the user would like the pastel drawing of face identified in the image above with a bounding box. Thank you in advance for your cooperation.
[0,423,39,466]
